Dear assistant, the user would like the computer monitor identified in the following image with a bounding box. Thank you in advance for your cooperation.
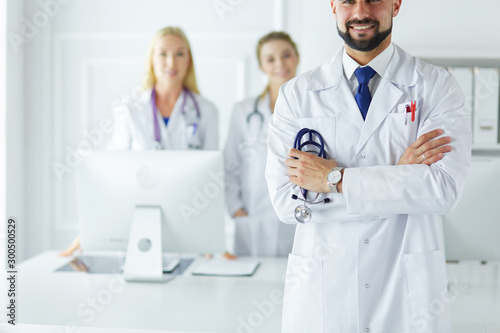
[76,150,226,255]
[443,155,500,261]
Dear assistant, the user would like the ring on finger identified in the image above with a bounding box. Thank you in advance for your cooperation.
[422,153,426,160]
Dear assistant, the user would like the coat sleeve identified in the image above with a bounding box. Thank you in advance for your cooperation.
[343,77,472,216]
[223,104,245,217]
[200,100,219,150]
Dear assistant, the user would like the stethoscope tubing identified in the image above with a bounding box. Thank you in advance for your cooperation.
[151,87,201,145]
[246,96,265,127]
[293,128,326,199]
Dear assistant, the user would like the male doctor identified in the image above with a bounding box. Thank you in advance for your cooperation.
[265,0,471,332]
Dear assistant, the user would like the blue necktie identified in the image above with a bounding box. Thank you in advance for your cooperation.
[354,66,376,120]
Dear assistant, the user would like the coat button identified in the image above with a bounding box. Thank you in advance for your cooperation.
[366,328,370,332]
[365,284,370,288]
[364,239,369,244]
[361,154,366,159]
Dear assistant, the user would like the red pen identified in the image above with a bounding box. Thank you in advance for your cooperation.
[410,100,416,122]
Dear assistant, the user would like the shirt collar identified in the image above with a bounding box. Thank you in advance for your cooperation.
[342,43,395,80]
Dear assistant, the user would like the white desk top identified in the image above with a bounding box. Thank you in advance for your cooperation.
[2,252,500,333]
[9,251,287,333]
[0,324,183,333]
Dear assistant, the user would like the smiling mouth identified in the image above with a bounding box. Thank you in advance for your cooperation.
[275,70,290,77]
[350,25,375,31]
[164,70,178,76]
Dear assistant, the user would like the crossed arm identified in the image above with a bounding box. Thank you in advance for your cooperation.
[285,129,452,194]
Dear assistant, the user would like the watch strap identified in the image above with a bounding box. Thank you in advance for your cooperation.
[327,167,344,193]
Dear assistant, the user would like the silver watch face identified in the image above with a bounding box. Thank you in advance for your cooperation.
[327,170,341,183]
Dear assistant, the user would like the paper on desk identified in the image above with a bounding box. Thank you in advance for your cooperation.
[192,259,260,276]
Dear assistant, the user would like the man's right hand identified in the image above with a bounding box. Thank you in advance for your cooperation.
[398,129,452,166]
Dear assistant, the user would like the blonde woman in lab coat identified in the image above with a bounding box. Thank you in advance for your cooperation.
[108,26,219,151]
[224,32,299,256]
[60,26,219,256]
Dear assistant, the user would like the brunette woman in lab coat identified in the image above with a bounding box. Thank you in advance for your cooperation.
[224,32,299,256]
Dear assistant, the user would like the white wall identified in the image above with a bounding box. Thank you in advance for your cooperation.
[286,1,340,73]
[0,0,7,293]
[9,0,500,259]
[6,0,25,260]
[395,0,500,58]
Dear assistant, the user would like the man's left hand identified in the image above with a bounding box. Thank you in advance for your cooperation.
[286,148,337,193]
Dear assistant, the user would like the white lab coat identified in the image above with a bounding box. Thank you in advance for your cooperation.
[266,44,471,332]
[107,88,219,150]
[224,93,295,256]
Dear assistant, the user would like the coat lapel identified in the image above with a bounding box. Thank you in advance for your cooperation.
[356,44,418,152]
[307,47,364,131]
[356,77,403,151]
[328,78,365,131]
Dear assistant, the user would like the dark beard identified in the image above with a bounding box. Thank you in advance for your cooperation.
[337,19,392,52]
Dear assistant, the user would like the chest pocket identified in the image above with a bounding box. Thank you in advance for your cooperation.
[298,117,337,159]
[385,102,420,159]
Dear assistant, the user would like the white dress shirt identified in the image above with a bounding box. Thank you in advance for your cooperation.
[343,43,395,99]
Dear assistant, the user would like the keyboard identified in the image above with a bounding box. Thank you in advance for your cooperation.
[162,258,180,273]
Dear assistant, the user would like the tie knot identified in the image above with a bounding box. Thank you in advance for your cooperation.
[354,66,376,84]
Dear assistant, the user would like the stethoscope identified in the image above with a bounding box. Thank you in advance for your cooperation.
[244,97,266,145]
[246,97,265,128]
[291,128,332,223]
[151,87,201,150]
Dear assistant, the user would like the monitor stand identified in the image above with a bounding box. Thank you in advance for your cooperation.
[123,206,164,282]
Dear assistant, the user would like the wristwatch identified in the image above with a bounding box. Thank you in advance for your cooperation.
[327,167,344,193]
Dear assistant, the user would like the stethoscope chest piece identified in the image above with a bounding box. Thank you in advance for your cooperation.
[294,204,312,223]
[291,127,332,223]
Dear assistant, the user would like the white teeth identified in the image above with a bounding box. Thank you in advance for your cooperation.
[353,26,371,30]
